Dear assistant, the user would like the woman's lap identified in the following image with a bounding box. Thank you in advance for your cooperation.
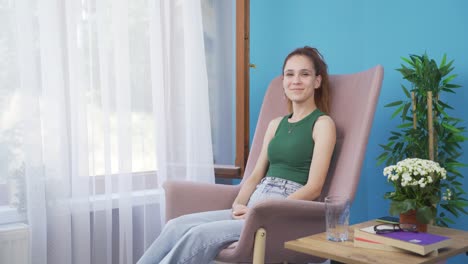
[247,176,303,207]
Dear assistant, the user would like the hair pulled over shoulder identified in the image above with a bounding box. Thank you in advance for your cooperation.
[282,46,330,114]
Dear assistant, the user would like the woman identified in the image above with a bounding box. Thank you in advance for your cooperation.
[137,46,336,264]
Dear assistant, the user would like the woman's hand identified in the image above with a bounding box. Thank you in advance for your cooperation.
[231,203,249,220]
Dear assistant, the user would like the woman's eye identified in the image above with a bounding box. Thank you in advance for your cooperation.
[285,73,294,76]
[301,72,310,76]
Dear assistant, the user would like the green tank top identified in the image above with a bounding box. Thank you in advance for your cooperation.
[266,109,324,185]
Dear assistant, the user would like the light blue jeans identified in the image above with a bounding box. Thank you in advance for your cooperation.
[137,177,303,264]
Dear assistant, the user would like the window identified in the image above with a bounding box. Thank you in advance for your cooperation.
[82,1,157,176]
[202,0,236,167]
[204,0,250,180]
[0,1,21,210]
[0,2,26,224]
[0,0,247,223]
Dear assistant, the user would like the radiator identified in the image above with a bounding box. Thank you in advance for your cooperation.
[0,223,29,264]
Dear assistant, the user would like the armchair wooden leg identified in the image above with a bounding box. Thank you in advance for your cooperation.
[253,228,267,264]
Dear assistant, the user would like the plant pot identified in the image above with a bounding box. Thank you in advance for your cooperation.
[399,210,428,232]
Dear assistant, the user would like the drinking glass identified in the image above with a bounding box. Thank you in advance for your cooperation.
[325,195,350,242]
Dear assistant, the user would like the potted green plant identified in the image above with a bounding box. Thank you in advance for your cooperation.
[378,53,468,227]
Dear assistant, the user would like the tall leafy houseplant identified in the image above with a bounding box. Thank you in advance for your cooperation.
[379,53,468,227]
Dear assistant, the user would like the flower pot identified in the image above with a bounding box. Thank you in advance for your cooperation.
[399,210,428,232]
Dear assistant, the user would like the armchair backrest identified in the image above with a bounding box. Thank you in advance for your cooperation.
[242,65,384,203]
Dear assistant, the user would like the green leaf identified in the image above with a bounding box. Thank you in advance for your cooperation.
[377,152,389,164]
[401,103,411,120]
[441,204,459,217]
[391,104,405,119]
[449,200,468,207]
[438,101,454,110]
[442,74,458,84]
[403,200,417,211]
[445,84,462,88]
[442,123,462,133]
[389,201,411,216]
[401,56,415,66]
[436,220,448,227]
[401,85,411,98]
[385,101,403,107]
[440,53,447,68]
[445,162,468,168]
[440,217,455,225]
[377,156,388,166]
[397,123,413,129]
[416,206,435,223]
[441,88,456,94]
[379,143,394,151]
[445,116,463,122]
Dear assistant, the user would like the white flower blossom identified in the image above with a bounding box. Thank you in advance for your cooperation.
[402,172,412,181]
[443,188,453,201]
[382,158,446,190]
[418,178,426,188]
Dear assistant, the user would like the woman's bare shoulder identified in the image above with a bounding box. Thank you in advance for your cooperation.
[270,116,284,125]
[314,115,336,135]
[316,115,335,126]
[265,116,285,136]
[269,116,286,129]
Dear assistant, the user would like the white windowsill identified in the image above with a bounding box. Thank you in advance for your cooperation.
[90,188,164,211]
[0,206,26,225]
[0,189,164,225]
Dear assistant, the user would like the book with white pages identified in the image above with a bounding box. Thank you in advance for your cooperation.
[354,224,452,256]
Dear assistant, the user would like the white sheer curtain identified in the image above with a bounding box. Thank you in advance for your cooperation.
[1,0,214,263]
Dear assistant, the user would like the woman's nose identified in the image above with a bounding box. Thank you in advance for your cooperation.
[292,75,301,83]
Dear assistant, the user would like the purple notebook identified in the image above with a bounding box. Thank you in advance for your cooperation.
[380,231,450,246]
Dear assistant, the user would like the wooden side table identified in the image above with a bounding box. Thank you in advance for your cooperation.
[285,220,468,264]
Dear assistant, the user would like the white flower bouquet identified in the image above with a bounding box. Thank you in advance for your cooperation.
[383,158,448,224]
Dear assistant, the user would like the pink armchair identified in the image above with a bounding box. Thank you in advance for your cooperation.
[164,65,384,263]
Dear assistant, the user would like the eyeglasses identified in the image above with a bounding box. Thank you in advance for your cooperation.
[373,223,418,234]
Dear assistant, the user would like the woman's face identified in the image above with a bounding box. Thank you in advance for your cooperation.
[282,55,321,104]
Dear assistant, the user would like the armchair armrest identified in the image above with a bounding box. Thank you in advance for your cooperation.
[217,199,326,263]
[163,180,240,221]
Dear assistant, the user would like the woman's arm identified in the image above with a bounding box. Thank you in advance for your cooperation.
[231,117,281,219]
[287,115,336,201]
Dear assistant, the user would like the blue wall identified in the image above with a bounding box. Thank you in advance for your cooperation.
[250,1,468,262]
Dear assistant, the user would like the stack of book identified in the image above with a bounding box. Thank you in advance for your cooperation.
[354,225,452,256]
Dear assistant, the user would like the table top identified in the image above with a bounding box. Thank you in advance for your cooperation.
[285,220,468,264]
